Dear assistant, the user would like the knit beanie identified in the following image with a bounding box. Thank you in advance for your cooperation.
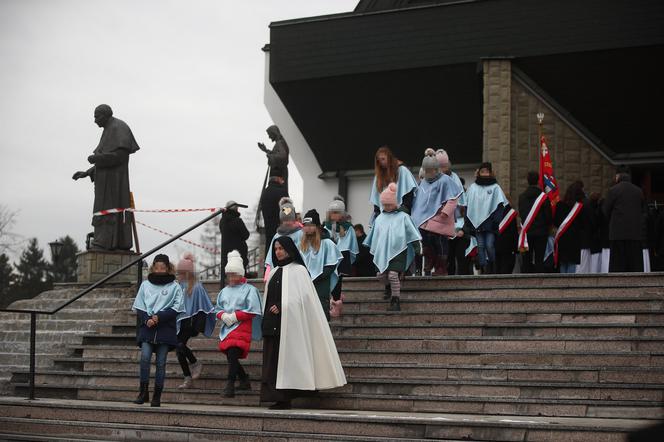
[328,195,346,213]
[176,252,195,273]
[422,148,439,170]
[279,197,296,222]
[380,182,398,207]
[153,254,170,266]
[435,149,450,168]
[303,209,321,227]
[224,250,245,276]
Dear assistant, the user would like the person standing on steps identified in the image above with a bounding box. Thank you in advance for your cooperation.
[370,146,417,220]
[132,254,185,407]
[352,224,377,277]
[553,181,587,274]
[363,183,422,312]
[518,171,552,273]
[219,200,250,289]
[264,197,303,274]
[260,237,346,410]
[174,253,216,389]
[260,168,289,259]
[495,197,519,274]
[215,251,263,398]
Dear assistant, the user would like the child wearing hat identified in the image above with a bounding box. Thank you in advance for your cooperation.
[324,196,359,315]
[215,250,263,398]
[363,183,422,311]
[132,254,185,407]
[300,209,342,321]
[174,253,216,389]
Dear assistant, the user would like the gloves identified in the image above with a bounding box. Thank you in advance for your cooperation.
[221,312,238,327]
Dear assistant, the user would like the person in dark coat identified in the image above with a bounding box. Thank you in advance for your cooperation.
[260,168,289,259]
[554,181,587,273]
[495,202,519,274]
[219,201,250,288]
[602,166,645,272]
[518,171,552,273]
[352,224,377,277]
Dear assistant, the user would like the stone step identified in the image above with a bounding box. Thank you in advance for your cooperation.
[72,344,664,367]
[78,332,664,353]
[48,358,664,384]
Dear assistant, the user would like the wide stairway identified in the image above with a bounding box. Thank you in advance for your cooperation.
[1,273,663,441]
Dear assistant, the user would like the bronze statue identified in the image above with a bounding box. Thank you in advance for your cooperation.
[258,125,289,191]
[73,104,139,250]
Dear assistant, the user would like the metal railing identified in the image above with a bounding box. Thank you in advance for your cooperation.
[0,208,228,400]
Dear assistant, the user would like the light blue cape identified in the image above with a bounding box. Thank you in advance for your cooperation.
[363,210,422,273]
[215,283,263,342]
[265,228,303,268]
[369,165,417,211]
[411,173,463,228]
[450,171,467,229]
[132,280,185,316]
[176,282,216,337]
[324,224,359,263]
[299,237,343,289]
[465,182,507,229]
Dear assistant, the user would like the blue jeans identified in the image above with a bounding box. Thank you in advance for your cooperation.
[139,341,169,388]
[475,231,496,267]
[559,262,577,274]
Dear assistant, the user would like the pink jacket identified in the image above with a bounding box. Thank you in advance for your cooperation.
[420,199,458,238]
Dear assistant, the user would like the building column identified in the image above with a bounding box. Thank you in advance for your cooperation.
[482,59,512,195]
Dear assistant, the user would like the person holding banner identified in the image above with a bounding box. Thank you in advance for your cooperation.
[518,171,553,273]
[553,181,587,273]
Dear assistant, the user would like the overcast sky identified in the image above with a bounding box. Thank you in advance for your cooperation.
[0,0,357,266]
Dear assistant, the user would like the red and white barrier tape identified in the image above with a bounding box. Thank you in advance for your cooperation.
[94,207,222,216]
[135,220,219,253]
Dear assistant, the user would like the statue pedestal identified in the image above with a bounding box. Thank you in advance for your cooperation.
[76,250,140,284]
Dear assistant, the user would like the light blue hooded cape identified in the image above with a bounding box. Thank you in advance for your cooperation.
[324,223,359,263]
[465,182,507,230]
[132,280,185,316]
[411,173,463,228]
[215,283,263,342]
[450,171,467,229]
[265,228,303,268]
[176,282,216,336]
[369,165,417,211]
[363,210,422,273]
[299,237,343,288]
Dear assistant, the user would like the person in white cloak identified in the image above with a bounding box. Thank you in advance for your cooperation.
[260,236,347,409]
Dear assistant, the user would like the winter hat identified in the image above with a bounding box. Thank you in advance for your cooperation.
[328,195,346,213]
[435,149,450,168]
[225,200,248,210]
[303,209,321,227]
[279,197,296,222]
[153,254,170,266]
[380,182,398,207]
[176,252,195,273]
[422,148,439,170]
[224,250,245,276]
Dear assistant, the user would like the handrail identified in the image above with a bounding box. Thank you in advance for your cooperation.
[0,207,229,400]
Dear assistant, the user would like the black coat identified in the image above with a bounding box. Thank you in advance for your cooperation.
[135,308,179,348]
[554,201,585,265]
[495,205,518,256]
[518,185,552,237]
[602,179,645,241]
[260,180,289,243]
[353,233,377,277]
[219,210,250,261]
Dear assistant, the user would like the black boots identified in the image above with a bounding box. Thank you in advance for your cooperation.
[223,379,235,398]
[133,382,149,405]
[150,386,162,407]
[388,297,401,312]
[237,374,251,391]
[383,284,391,300]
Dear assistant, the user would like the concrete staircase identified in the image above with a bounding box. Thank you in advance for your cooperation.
[1,273,663,441]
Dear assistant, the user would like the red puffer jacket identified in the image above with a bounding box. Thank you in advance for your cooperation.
[216,310,255,358]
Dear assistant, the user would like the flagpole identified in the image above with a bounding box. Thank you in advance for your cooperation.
[537,112,544,191]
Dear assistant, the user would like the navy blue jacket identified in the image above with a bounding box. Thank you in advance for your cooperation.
[135,308,179,348]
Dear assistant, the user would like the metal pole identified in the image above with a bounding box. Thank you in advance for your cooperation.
[28,312,36,400]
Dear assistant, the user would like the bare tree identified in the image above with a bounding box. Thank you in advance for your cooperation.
[0,205,23,255]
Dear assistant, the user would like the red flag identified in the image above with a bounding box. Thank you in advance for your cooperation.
[538,135,559,209]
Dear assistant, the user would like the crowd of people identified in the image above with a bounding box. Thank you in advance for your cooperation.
[130,143,661,410]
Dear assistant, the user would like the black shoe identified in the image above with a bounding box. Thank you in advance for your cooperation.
[383,285,390,300]
[237,375,251,391]
[223,380,235,398]
[150,386,162,407]
[133,382,149,405]
[388,297,401,312]
[269,401,291,410]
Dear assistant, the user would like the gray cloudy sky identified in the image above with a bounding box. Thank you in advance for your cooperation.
[0,0,357,264]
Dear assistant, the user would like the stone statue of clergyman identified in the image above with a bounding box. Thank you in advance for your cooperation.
[258,125,289,192]
[72,104,140,251]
